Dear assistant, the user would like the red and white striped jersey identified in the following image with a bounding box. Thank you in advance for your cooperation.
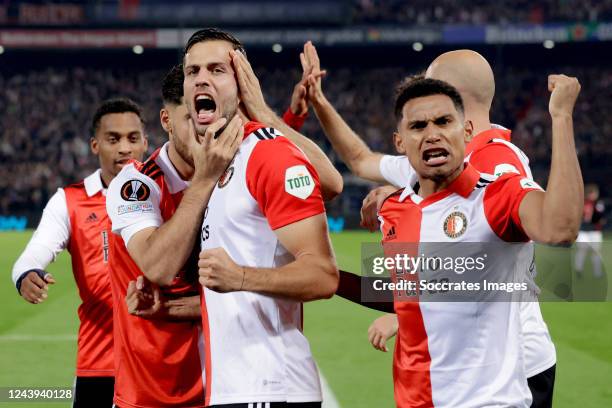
[379,164,543,408]
[199,122,326,406]
[378,126,556,378]
[106,143,205,408]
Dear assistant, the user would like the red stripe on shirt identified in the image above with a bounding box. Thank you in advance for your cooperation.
[380,194,434,407]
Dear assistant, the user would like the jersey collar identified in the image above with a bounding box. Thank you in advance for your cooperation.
[400,163,481,206]
[447,163,481,197]
[84,169,105,197]
[465,125,511,157]
[244,120,266,139]
[155,142,190,194]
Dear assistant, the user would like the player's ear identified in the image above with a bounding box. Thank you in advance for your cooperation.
[160,108,172,134]
[393,131,406,155]
[464,120,474,143]
[90,136,99,155]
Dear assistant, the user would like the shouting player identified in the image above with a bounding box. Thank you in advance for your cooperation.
[106,64,222,408]
[377,76,581,407]
[299,44,559,407]
[179,28,338,407]
[11,98,148,407]
[107,30,342,407]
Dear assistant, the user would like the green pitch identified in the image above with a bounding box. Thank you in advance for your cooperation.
[1,231,611,407]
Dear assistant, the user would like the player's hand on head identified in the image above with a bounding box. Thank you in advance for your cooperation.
[367,314,399,352]
[548,74,581,118]
[125,275,164,319]
[191,115,243,184]
[19,270,53,304]
[198,247,244,293]
[231,49,273,122]
[360,185,397,232]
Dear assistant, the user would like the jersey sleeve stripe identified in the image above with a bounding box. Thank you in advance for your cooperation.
[141,162,162,179]
[253,129,266,140]
[260,128,275,140]
[147,169,163,180]
[140,159,161,175]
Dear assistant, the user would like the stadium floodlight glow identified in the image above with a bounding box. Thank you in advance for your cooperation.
[412,42,424,52]
[132,45,144,55]
[272,43,283,53]
[543,40,555,49]
[0,45,4,55]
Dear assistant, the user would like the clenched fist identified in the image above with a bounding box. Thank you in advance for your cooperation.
[198,247,245,293]
[548,74,581,118]
[19,270,55,304]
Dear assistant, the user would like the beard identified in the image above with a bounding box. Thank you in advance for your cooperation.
[194,101,239,139]
[412,151,462,183]
[172,129,195,167]
[424,162,463,183]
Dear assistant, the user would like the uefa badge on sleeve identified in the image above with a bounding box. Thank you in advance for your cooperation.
[285,165,315,199]
[120,180,151,201]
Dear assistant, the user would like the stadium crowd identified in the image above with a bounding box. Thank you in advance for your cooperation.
[352,0,612,24]
[1,63,609,215]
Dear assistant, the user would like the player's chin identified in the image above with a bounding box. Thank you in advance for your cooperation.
[420,165,454,181]
[113,161,130,173]
[193,121,210,137]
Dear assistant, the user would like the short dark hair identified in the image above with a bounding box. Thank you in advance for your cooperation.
[394,77,464,122]
[162,64,184,106]
[91,98,145,137]
[183,27,246,58]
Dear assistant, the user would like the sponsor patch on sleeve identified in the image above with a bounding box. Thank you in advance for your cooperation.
[494,163,520,177]
[285,165,315,199]
[519,178,544,191]
[117,202,154,215]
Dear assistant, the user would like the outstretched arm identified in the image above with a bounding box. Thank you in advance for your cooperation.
[232,48,343,201]
[303,42,387,183]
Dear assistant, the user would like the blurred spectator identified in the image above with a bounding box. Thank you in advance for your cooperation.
[351,0,612,25]
[0,63,609,220]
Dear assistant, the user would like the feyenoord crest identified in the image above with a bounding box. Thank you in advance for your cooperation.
[120,179,151,201]
[443,211,468,238]
[218,166,234,188]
